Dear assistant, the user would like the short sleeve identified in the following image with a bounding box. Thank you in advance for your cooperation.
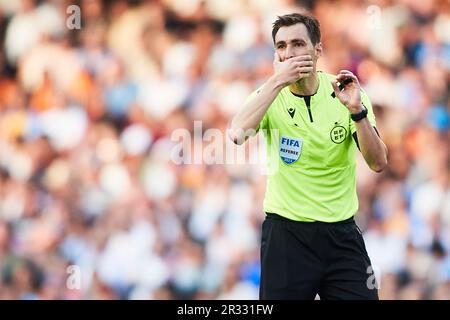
[350,89,377,135]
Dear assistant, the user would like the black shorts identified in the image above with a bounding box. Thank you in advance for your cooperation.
[260,213,379,300]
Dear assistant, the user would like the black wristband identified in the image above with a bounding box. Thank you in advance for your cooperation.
[351,105,368,122]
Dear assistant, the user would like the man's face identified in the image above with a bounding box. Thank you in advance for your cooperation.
[274,23,322,63]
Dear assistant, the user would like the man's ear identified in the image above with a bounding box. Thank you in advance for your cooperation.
[315,42,323,58]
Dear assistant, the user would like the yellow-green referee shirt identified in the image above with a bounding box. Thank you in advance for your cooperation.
[249,71,377,222]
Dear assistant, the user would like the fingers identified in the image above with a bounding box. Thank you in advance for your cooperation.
[275,54,312,65]
[283,56,314,79]
[289,54,312,62]
[297,66,313,80]
[336,70,359,84]
[273,53,314,83]
[291,59,313,77]
[292,60,314,68]
[338,70,355,76]
[298,66,313,74]
[336,74,356,82]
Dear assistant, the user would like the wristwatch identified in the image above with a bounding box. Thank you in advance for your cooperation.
[351,104,368,122]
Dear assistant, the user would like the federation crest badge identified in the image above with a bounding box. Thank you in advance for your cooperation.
[279,136,302,164]
[330,122,347,144]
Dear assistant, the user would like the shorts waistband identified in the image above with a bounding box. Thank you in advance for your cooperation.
[265,212,355,225]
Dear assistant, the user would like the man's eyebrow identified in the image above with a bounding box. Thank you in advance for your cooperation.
[275,38,306,45]
[291,38,306,43]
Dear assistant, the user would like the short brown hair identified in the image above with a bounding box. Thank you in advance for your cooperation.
[272,13,321,45]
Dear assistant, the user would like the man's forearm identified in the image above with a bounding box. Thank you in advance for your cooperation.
[354,118,388,172]
[229,76,284,144]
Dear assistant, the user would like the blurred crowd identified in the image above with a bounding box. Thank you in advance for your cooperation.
[0,0,449,300]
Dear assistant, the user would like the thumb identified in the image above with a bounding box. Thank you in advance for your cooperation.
[273,51,281,64]
[331,79,340,97]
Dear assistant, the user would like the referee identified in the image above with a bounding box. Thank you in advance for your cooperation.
[228,13,388,300]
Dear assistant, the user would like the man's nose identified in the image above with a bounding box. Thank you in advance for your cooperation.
[285,45,294,59]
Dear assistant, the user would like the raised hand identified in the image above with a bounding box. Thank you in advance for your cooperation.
[331,70,363,113]
[273,53,314,88]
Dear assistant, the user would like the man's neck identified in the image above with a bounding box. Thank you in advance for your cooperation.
[289,71,319,96]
